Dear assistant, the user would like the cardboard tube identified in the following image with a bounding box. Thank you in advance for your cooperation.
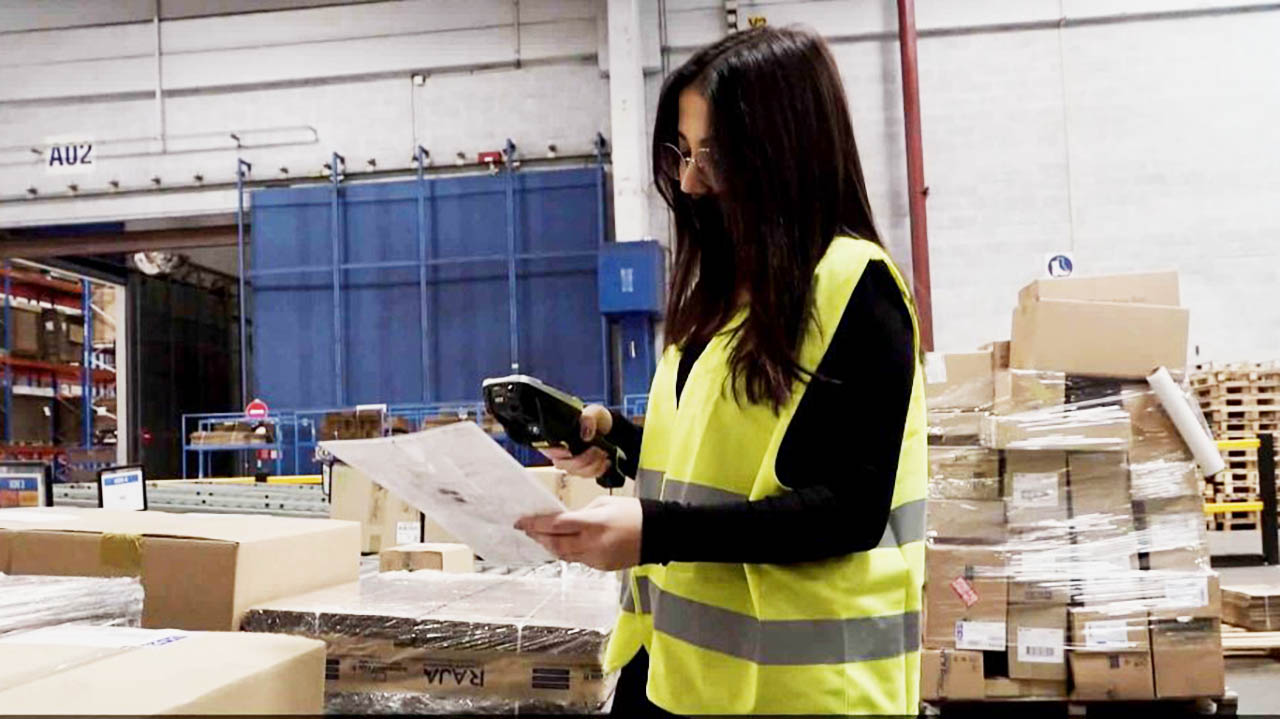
[1147,366,1226,477]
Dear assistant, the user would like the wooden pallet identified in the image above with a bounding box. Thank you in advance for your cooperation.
[1222,624,1280,658]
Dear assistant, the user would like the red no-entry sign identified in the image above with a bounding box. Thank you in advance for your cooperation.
[245,398,270,419]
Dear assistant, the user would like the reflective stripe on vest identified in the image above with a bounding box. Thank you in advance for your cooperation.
[629,575,917,664]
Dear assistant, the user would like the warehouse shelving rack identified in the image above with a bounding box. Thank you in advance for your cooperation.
[0,263,115,476]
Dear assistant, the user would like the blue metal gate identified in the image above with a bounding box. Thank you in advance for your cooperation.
[247,162,611,429]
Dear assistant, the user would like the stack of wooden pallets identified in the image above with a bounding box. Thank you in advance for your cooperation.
[1192,361,1280,530]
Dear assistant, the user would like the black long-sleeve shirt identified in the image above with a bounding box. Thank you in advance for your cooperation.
[603,259,915,565]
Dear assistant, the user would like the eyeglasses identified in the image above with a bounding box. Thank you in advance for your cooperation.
[659,142,717,185]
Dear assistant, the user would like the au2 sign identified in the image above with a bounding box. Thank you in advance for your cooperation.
[44,141,95,174]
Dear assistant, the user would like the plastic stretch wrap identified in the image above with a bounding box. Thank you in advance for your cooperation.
[0,573,143,637]
[924,368,1224,699]
[241,563,619,715]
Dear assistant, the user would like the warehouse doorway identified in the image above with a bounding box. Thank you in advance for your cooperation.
[0,224,243,481]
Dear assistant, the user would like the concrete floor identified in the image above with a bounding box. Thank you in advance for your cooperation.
[1217,550,1280,715]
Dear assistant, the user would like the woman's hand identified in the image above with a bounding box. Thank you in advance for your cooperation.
[515,496,642,571]
[539,404,613,478]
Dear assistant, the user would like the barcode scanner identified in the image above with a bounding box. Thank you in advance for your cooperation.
[482,375,628,490]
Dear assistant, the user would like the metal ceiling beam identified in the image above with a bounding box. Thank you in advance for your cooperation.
[0,225,238,259]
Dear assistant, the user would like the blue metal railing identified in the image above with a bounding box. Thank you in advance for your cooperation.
[180,395,636,479]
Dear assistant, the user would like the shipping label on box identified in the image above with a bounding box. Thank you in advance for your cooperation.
[1071,608,1150,652]
[1007,604,1067,680]
[1004,451,1067,529]
[954,620,1005,651]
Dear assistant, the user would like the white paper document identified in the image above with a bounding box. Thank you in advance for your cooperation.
[320,422,565,565]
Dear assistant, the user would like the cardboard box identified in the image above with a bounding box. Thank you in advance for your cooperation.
[984,676,1068,699]
[1017,271,1180,307]
[928,410,985,445]
[1148,572,1221,620]
[379,542,474,573]
[924,546,1008,650]
[929,411,985,446]
[0,507,360,631]
[981,340,1012,371]
[1007,604,1067,680]
[1069,651,1155,700]
[1011,299,1189,379]
[927,499,1006,543]
[1123,391,1194,464]
[929,447,1000,500]
[242,570,619,714]
[1222,585,1280,631]
[1068,452,1132,520]
[1070,608,1150,652]
[929,447,1000,480]
[1150,617,1224,699]
[1009,576,1072,606]
[981,407,1132,451]
[37,308,65,362]
[993,370,1066,415]
[1004,451,1068,529]
[556,472,636,510]
[920,649,984,701]
[926,351,995,411]
[10,307,39,357]
[330,463,426,554]
[0,627,324,714]
[1135,509,1206,558]
[1129,460,1199,502]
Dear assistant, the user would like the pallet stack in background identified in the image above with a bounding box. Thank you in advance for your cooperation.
[922,271,1227,704]
[1191,361,1280,530]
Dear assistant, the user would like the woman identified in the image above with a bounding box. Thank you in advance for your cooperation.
[515,25,926,716]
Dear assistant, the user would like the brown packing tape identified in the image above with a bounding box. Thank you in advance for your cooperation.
[96,534,147,573]
[100,533,143,576]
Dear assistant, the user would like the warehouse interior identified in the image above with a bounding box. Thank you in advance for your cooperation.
[1,0,1279,715]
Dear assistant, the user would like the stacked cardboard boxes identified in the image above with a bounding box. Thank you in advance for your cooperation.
[241,566,619,714]
[0,507,360,631]
[922,271,1224,704]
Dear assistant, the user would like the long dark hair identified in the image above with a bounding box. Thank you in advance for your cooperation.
[654,26,882,410]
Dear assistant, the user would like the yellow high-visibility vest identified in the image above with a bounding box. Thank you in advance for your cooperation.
[605,236,927,715]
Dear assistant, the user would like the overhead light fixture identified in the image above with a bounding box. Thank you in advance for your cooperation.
[132,252,184,276]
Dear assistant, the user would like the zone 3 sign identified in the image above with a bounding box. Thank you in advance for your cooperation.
[45,141,95,173]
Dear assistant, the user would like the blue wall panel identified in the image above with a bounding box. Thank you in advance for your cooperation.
[249,167,610,413]
[251,186,336,409]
